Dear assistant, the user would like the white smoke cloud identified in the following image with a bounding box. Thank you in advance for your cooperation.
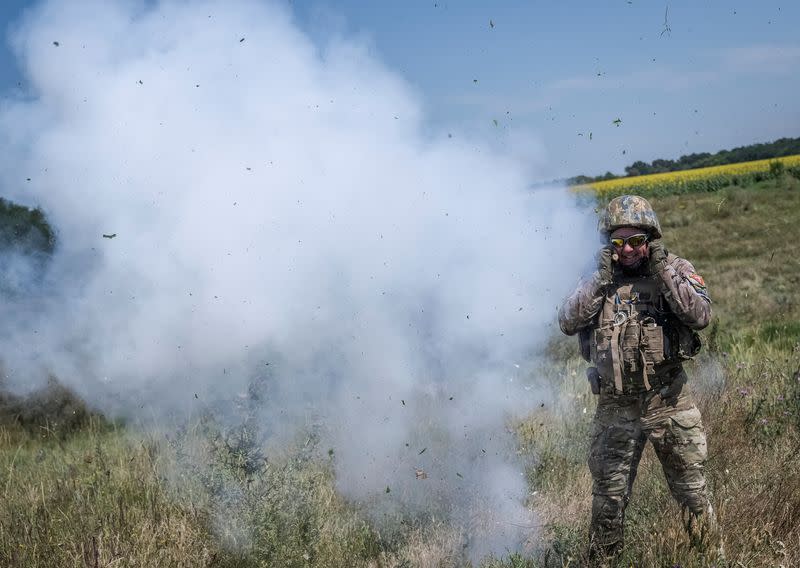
[0,0,597,560]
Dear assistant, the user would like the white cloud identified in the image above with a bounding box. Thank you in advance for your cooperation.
[713,43,800,74]
[546,43,800,98]
[548,67,719,93]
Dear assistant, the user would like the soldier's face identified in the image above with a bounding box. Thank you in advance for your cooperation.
[610,227,649,268]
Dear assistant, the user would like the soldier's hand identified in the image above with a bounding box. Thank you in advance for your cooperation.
[597,245,615,284]
[648,239,668,274]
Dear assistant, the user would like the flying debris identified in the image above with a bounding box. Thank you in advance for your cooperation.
[612,118,622,126]
[4,2,561,559]
[489,19,494,28]
[660,5,672,37]
[52,41,59,46]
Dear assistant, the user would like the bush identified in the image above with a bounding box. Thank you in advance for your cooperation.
[0,198,55,254]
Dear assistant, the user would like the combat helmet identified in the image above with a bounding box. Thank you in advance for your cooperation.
[599,195,662,239]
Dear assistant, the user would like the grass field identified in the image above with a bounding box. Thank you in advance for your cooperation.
[1,175,799,567]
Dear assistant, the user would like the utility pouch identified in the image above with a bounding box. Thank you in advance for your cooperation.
[621,321,641,372]
[578,328,592,362]
[586,367,601,395]
[591,327,614,379]
[676,325,702,360]
[641,319,665,365]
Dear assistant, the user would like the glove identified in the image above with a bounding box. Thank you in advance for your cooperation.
[648,239,668,274]
[597,245,615,285]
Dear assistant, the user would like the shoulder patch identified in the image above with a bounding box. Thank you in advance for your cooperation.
[688,273,705,288]
[686,272,710,300]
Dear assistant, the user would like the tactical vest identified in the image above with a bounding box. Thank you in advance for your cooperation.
[584,275,700,393]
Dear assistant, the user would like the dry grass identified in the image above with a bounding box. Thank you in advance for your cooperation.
[370,523,466,568]
[658,175,800,335]
[1,176,798,567]
[0,421,217,567]
[520,345,800,567]
[522,176,800,566]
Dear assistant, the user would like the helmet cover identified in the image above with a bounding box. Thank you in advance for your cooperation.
[598,195,662,239]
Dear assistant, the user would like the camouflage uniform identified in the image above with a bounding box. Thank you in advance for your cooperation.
[558,196,716,561]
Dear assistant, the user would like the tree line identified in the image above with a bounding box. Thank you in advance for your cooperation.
[569,136,800,185]
[0,197,55,254]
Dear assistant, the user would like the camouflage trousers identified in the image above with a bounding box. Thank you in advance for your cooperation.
[587,370,716,561]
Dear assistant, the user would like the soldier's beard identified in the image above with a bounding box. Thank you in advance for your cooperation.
[620,256,647,273]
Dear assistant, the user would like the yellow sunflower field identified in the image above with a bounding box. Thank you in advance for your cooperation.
[573,154,800,197]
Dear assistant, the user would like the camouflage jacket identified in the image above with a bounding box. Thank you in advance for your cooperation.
[558,253,711,337]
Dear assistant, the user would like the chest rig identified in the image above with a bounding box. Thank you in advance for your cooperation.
[591,276,667,393]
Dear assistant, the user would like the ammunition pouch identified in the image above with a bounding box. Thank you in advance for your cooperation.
[579,328,592,362]
[677,326,702,360]
[586,367,601,395]
[665,319,702,361]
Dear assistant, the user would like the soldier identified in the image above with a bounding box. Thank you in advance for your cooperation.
[558,195,719,563]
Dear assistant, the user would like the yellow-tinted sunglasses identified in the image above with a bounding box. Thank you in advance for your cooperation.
[610,233,648,248]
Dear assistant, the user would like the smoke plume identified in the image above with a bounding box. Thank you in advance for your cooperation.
[0,0,596,560]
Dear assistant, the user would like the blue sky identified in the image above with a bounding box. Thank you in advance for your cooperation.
[1,0,798,181]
